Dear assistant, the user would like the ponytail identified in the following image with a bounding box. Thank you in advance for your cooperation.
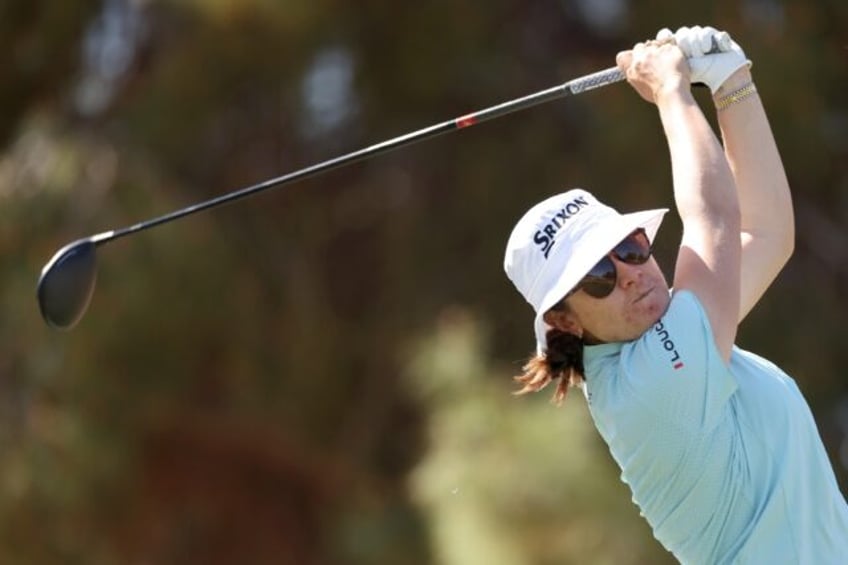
[513,328,585,407]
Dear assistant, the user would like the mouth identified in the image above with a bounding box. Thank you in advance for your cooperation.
[634,287,654,303]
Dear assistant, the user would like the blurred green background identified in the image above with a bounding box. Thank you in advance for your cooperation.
[2,1,846,563]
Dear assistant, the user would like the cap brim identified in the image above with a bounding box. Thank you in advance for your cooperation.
[532,207,668,354]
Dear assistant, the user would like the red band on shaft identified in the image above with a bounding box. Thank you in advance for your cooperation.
[455,114,477,128]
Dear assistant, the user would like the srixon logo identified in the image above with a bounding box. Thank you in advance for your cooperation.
[533,195,590,258]
[654,321,684,370]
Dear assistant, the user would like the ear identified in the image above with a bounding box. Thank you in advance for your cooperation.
[543,306,583,337]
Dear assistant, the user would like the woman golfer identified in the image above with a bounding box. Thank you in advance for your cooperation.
[503,26,848,563]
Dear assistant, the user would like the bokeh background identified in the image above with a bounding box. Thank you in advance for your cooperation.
[2,1,846,563]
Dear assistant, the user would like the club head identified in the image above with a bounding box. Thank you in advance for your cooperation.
[37,238,98,330]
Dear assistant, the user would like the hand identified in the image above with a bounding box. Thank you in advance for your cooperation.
[616,40,690,104]
[656,26,751,94]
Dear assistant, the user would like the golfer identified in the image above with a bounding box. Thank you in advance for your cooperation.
[503,26,848,563]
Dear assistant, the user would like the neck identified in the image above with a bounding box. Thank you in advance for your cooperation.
[581,330,605,346]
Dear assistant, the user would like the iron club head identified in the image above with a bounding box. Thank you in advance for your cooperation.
[37,238,99,330]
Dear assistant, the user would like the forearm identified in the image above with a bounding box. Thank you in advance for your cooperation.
[714,68,794,248]
[656,85,739,227]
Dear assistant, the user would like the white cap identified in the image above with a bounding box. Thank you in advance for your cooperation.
[503,189,667,354]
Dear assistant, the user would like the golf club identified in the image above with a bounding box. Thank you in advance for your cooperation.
[37,65,626,330]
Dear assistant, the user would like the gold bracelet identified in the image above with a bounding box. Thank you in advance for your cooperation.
[715,82,758,111]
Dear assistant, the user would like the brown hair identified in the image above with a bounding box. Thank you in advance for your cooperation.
[513,302,585,406]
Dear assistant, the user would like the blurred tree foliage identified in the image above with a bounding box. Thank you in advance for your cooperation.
[1,0,846,563]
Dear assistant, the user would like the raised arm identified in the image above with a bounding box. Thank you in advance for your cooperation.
[713,67,794,321]
[617,41,741,362]
[668,25,795,322]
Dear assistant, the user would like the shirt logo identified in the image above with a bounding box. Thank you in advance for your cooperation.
[532,196,589,258]
[654,321,684,370]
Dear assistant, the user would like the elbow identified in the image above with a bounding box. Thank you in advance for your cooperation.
[779,183,796,263]
[779,206,796,265]
[780,229,795,267]
[765,221,794,271]
[765,221,795,274]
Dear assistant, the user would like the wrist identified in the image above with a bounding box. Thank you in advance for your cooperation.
[712,66,753,99]
[653,78,692,106]
[714,82,757,111]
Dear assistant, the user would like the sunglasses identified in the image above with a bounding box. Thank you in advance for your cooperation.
[568,228,652,299]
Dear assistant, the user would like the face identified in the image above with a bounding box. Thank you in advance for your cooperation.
[544,231,671,344]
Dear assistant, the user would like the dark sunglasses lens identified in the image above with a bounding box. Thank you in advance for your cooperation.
[580,256,617,298]
[614,230,651,264]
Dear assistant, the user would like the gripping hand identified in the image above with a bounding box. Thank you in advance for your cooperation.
[656,26,751,94]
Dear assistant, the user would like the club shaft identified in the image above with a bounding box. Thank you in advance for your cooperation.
[106,66,624,243]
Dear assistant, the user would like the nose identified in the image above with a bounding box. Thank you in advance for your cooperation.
[611,255,643,289]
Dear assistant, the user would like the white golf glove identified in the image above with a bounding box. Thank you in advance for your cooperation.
[656,26,751,94]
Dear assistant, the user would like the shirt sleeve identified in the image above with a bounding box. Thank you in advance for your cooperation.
[619,289,738,430]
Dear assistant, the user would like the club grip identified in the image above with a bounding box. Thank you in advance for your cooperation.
[565,67,626,95]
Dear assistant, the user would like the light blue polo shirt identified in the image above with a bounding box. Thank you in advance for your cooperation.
[583,290,848,564]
